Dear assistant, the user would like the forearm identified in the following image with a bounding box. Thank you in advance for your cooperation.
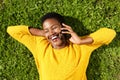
[29,27,45,37]
[69,32,93,45]
[79,37,94,45]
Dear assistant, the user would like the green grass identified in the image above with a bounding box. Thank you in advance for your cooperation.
[0,0,120,80]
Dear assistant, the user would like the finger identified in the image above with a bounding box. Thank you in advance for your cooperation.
[61,28,69,33]
[61,28,73,32]
[61,31,71,34]
[61,27,69,30]
[62,23,71,28]
[61,28,70,34]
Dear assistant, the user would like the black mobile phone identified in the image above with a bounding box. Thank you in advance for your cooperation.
[61,30,71,40]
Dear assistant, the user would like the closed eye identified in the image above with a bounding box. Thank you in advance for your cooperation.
[44,30,49,33]
[52,25,59,30]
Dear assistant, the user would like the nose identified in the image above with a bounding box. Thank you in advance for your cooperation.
[49,30,54,35]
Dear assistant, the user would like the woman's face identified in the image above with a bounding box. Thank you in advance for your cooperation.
[43,18,66,48]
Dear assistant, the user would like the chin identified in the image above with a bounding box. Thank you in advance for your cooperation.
[51,41,63,47]
[53,42,62,46]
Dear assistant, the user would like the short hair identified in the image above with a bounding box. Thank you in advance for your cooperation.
[41,12,64,25]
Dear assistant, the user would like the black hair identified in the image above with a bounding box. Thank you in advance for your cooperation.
[41,12,64,25]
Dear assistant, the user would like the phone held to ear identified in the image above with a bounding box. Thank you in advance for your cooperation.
[61,30,71,40]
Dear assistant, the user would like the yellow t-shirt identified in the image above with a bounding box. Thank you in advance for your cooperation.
[7,25,116,80]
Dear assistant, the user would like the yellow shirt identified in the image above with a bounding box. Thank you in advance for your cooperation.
[7,25,116,80]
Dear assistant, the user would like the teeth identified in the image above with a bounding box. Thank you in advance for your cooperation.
[52,36,57,40]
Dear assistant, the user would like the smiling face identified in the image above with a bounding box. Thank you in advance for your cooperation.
[43,18,66,49]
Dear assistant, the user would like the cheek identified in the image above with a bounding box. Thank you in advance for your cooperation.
[45,34,49,39]
[55,28,61,33]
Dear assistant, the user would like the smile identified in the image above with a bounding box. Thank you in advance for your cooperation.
[48,34,61,42]
[52,36,58,40]
[51,35,60,42]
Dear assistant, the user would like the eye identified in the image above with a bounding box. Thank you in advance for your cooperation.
[44,30,49,33]
[52,25,59,30]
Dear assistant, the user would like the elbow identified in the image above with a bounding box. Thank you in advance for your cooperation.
[103,28,116,45]
[110,29,116,41]
[112,29,116,38]
[7,26,16,36]
[101,28,116,38]
[7,27,12,34]
[107,28,116,38]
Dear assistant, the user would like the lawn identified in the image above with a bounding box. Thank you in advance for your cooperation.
[0,0,120,80]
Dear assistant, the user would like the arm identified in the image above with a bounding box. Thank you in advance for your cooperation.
[89,28,116,45]
[7,25,45,54]
[61,24,116,45]
[77,36,93,44]
[29,27,45,36]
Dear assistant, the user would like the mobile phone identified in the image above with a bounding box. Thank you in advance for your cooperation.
[61,30,71,40]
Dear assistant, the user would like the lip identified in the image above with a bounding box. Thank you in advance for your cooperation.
[48,34,59,41]
[51,36,58,40]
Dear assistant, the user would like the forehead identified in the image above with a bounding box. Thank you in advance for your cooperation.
[43,18,60,29]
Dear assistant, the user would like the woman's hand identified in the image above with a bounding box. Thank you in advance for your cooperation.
[61,23,93,44]
[61,23,81,44]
